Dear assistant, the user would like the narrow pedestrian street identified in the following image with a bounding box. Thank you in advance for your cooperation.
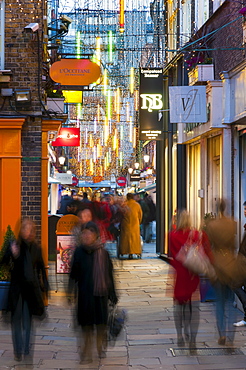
[1,242,246,369]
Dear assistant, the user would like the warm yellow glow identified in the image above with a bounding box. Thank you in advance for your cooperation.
[134,90,139,111]
[93,37,101,66]
[77,103,82,119]
[119,151,123,166]
[129,116,133,142]
[133,127,136,148]
[126,102,130,121]
[119,0,125,32]
[116,87,120,121]
[89,134,93,148]
[90,158,93,174]
[114,90,117,112]
[104,118,109,143]
[130,67,134,94]
[97,143,102,158]
[103,69,107,95]
[107,89,111,119]
[97,104,100,122]
[63,90,82,103]
[113,128,118,150]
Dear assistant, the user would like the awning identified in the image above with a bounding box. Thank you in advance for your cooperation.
[48,176,61,184]
[137,183,156,193]
[78,180,112,188]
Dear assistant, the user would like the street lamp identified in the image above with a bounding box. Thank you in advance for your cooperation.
[128,167,134,174]
[58,156,66,166]
[144,154,150,163]
[134,162,140,169]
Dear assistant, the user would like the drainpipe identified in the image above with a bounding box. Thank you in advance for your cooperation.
[220,71,234,217]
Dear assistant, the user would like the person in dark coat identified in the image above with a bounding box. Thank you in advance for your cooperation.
[57,193,73,214]
[1,218,48,362]
[68,221,118,364]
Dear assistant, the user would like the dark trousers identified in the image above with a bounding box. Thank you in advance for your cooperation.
[11,295,32,356]
[234,286,246,320]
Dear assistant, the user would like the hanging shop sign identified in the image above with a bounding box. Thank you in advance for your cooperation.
[49,59,101,86]
[169,86,207,123]
[139,68,164,141]
[52,127,80,147]
[55,173,72,185]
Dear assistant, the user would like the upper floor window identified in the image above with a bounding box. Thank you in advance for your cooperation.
[0,0,4,70]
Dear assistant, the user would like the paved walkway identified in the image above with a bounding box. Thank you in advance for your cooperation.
[1,242,246,369]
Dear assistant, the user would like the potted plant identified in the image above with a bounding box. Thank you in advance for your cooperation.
[187,56,214,85]
[0,225,15,310]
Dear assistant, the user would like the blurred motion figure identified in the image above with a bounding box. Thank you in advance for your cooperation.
[1,218,48,361]
[68,221,118,364]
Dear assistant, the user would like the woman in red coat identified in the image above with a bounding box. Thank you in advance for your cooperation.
[169,210,212,350]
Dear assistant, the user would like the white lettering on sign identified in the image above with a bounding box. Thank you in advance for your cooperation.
[140,94,163,112]
[57,134,79,139]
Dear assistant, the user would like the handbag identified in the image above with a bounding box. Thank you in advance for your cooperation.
[108,304,127,341]
[176,231,216,280]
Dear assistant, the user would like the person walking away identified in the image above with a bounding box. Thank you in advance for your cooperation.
[134,193,150,243]
[81,192,91,203]
[118,193,143,259]
[169,209,212,351]
[68,221,118,364]
[143,193,156,243]
[233,201,246,326]
[206,199,236,346]
[1,218,48,362]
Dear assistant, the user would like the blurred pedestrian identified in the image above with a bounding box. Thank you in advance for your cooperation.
[81,192,91,203]
[118,193,143,259]
[234,201,246,326]
[105,195,123,241]
[169,209,212,350]
[68,221,118,364]
[143,193,156,243]
[206,199,236,346]
[57,191,72,215]
[1,218,48,361]
[134,193,150,242]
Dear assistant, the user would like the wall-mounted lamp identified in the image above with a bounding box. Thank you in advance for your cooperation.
[14,89,31,109]
[134,162,140,169]
[24,23,39,33]
[128,167,133,174]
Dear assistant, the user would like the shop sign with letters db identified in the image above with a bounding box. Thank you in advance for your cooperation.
[139,68,164,141]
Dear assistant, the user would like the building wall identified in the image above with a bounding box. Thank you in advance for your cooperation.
[0,0,45,242]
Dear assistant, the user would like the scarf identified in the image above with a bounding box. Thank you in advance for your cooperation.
[83,240,109,297]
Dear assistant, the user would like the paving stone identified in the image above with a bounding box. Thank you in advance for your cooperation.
[1,244,246,369]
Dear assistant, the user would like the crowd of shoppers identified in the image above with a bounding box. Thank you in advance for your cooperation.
[3,194,246,362]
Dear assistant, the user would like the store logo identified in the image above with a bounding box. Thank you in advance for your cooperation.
[140,94,163,112]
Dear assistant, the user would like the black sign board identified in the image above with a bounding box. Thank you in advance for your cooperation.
[130,174,141,182]
[139,68,164,140]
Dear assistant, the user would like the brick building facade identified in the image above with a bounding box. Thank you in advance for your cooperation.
[0,0,64,263]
